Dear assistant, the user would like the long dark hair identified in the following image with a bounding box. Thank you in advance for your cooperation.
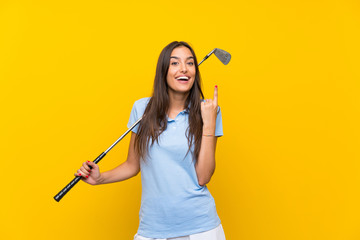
[135,41,205,161]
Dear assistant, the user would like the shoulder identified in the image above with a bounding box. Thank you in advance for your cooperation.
[130,97,151,117]
[133,97,151,109]
[134,97,151,106]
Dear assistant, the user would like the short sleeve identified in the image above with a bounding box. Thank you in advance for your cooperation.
[127,97,150,134]
[215,106,223,137]
[127,102,139,134]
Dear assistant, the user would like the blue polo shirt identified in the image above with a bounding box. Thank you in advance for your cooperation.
[127,97,223,239]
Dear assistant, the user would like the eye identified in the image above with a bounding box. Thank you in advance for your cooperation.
[187,62,194,66]
[171,62,179,66]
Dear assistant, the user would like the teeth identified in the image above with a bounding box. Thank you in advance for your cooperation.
[176,76,189,80]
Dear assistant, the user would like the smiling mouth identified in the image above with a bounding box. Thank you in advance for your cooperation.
[176,76,190,82]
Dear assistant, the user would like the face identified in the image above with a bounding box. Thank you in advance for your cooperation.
[166,46,196,96]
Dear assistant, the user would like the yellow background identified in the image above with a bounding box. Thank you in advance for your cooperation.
[1,0,359,239]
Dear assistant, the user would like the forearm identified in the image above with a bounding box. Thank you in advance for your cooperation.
[97,161,139,185]
[195,124,217,186]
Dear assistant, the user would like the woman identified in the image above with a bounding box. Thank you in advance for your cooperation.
[75,41,226,240]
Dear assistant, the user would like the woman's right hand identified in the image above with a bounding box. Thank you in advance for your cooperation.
[74,161,102,185]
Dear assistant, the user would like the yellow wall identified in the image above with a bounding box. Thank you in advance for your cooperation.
[1,0,359,239]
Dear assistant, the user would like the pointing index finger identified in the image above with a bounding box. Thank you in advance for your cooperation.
[213,85,218,105]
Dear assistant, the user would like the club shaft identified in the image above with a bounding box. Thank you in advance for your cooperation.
[104,117,142,154]
[198,49,215,66]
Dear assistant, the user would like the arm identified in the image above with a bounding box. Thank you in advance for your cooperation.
[196,125,218,186]
[97,132,140,184]
[195,85,220,186]
[75,132,140,185]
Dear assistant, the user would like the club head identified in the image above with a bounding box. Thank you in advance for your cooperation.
[214,48,231,65]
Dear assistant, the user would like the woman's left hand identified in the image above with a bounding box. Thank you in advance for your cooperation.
[201,85,218,130]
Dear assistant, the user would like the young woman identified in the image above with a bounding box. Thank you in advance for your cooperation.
[75,41,226,240]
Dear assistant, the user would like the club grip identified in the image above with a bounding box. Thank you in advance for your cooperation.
[54,176,82,202]
[54,152,107,202]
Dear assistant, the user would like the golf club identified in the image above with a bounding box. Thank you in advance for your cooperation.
[54,48,231,202]
[198,48,231,66]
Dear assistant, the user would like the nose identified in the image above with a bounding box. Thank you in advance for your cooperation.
[180,62,188,73]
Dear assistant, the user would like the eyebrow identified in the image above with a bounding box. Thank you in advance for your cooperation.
[170,56,194,60]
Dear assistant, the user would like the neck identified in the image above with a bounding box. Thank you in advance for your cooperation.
[168,90,189,112]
